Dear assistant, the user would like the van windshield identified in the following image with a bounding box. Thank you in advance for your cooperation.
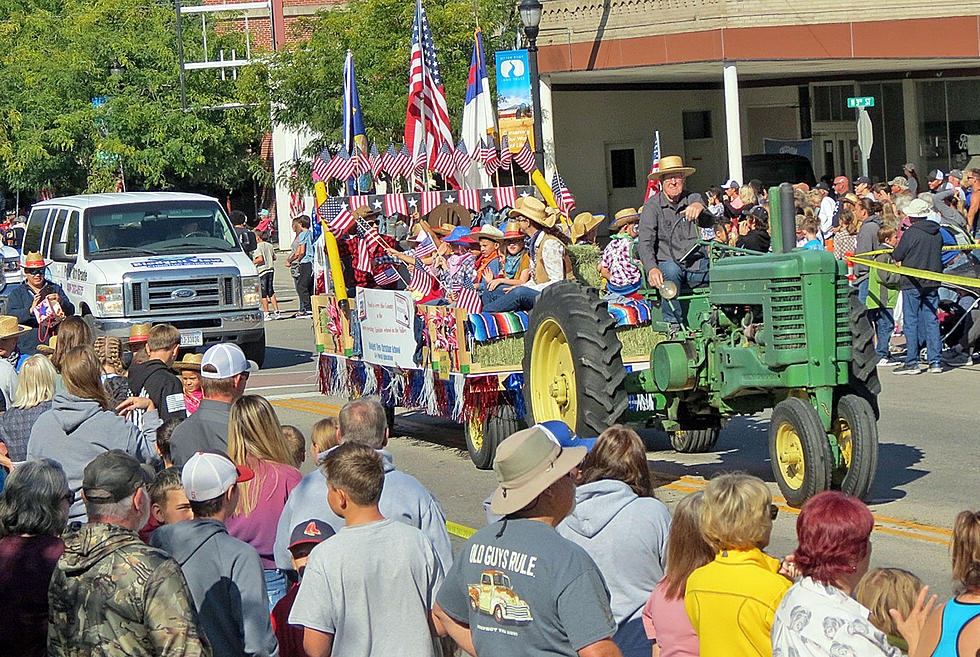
[83,201,240,260]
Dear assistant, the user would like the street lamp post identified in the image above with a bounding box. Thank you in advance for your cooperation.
[518,0,544,173]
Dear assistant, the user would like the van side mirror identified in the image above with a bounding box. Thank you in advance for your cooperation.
[239,230,257,253]
[50,242,76,264]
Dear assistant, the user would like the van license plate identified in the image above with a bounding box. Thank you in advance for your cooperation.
[180,331,203,347]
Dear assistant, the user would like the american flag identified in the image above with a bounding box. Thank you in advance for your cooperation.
[551,170,576,215]
[495,186,517,209]
[514,140,536,173]
[452,279,482,313]
[385,193,408,216]
[373,266,402,287]
[499,135,513,170]
[323,148,354,182]
[404,0,453,181]
[396,144,412,178]
[644,130,662,202]
[483,140,500,174]
[432,141,456,180]
[408,256,437,296]
[311,148,331,182]
[414,227,437,257]
[453,139,472,176]
[39,186,54,201]
[380,143,398,177]
[369,142,383,177]
[320,198,355,236]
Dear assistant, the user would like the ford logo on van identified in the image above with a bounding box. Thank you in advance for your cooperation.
[171,288,197,300]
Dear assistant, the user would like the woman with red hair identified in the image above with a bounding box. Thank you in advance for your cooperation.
[772,491,936,657]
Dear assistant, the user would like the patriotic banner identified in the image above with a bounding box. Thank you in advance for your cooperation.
[319,187,534,220]
[421,191,442,215]
[349,195,369,212]
[495,186,517,209]
[458,189,481,211]
[384,194,409,216]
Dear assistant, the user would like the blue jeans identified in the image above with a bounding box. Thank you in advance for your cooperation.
[613,617,654,657]
[264,568,288,611]
[902,287,941,366]
[857,278,870,305]
[658,259,710,325]
[482,285,540,312]
[867,307,895,360]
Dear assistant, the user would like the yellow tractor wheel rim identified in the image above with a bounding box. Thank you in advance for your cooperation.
[530,318,577,428]
[775,422,806,490]
[834,418,853,470]
[468,417,484,451]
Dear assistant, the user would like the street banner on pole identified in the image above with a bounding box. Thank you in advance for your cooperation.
[495,49,534,156]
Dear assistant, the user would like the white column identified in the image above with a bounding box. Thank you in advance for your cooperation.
[271,121,294,250]
[723,62,744,184]
[539,74,557,183]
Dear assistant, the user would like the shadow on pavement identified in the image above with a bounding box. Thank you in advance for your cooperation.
[264,345,314,369]
[866,441,926,504]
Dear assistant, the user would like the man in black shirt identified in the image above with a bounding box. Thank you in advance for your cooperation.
[127,323,187,421]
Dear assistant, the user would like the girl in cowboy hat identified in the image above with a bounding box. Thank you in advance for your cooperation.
[600,208,643,298]
[482,198,573,313]
[434,227,477,304]
[6,252,75,356]
[173,353,204,415]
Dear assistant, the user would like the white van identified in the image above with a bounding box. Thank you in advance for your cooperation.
[25,192,266,364]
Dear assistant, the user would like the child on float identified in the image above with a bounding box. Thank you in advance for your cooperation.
[600,208,643,299]
[433,226,477,305]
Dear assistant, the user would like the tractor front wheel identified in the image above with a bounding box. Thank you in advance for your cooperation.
[769,398,832,506]
[832,394,878,500]
[670,428,720,453]
[465,404,525,470]
[523,282,628,437]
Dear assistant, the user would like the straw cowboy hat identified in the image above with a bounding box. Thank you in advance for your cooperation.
[352,205,381,220]
[23,251,48,269]
[490,425,587,515]
[508,197,555,228]
[648,155,696,181]
[570,212,604,242]
[0,315,31,340]
[475,225,505,242]
[611,207,641,231]
[36,335,57,355]
[503,222,524,239]
[173,352,203,372]
[127,323,152,346]
[431,222,459,237]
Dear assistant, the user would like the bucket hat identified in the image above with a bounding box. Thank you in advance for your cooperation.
[490,425,587,515]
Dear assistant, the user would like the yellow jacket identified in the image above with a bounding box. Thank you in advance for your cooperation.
[684,547,791,657]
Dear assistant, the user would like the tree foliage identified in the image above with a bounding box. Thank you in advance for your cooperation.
[263,0,519,153]
[0,0,267,195]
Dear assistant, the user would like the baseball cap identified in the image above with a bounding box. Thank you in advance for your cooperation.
[720,178,740,190]
[288,519,336,551]
[742,205,770,222]
[904,198,933,218]
[182,452,254,501]
[888,176,909,188]
[82,450,154,503]
[950,169,963,180]
[833,175,849,186]
[854,176,871,186]
[815,181,831,191]
[200,343,257,379]
[904,162,917,171]
[929,169,945,182]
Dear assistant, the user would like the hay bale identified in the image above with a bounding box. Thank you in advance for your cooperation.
[471,335,525,367]
[567,244,603,288]
[616,325,665,359]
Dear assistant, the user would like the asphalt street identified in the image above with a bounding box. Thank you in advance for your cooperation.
[254,258,975,600]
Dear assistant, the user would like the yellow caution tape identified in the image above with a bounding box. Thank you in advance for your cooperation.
[847,254,980,290]
[446,520,477,539]
[854,244,980,258]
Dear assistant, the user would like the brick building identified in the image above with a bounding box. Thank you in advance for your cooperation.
[530,0,980,215]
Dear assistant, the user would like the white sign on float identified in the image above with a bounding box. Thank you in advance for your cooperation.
[356,288,417,369]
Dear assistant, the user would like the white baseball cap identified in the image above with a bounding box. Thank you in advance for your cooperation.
[182,452,254,501]
[721,178,740,190]
[200,343,257,379]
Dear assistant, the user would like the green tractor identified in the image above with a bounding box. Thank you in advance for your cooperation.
[523,184,880,506]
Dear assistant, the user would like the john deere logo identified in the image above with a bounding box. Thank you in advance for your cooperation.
[171,288,197,300]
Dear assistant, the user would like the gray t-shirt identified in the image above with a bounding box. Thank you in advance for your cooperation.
[254,241,275,276]
[437,517,616,657]
[289,517,443,657]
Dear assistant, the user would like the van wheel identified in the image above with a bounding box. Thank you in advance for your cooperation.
[241,336,266,368]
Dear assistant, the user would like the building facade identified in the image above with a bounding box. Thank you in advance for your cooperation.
[534,0,980,215]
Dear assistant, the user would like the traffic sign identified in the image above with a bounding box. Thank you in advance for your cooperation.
[847,96,875,109]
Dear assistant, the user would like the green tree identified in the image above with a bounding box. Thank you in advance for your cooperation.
[0,0,268,196]
[263,0,519,154]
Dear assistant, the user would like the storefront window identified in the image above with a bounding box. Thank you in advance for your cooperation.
[916,80,950,174]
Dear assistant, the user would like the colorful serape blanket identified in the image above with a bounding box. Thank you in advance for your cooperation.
[606,299,652,327]
[468,311,530,342]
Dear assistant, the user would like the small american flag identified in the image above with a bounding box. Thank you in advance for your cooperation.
[39,186,54,201]
[453,139,472,176]
[385,194,408,216]
[432,141,456,179]
[380,143,398,177]
[373,266,402,287]
[514,140,536,174]
[323,148,353,182]
[312,148,331,182]
[415,227,437,257]
[408,256,437,296]
[453,279,482,313]
[644,131,662,202]
[369,142,383,177]
[321,198,355,236]
[495,186,517,209]
[483,139,500,175]
[498,135,512,170]
[551,170,576,215]
[397,143,412,178]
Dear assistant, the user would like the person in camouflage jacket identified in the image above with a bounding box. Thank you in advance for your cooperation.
[47,450,211,657]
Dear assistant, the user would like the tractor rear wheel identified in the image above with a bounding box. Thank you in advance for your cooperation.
[465,404,525,470]
[523,282,628,437]
[670,428,720,453]
[769,397,832,506]
[831,394,878,500]
[847,288,881,418]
